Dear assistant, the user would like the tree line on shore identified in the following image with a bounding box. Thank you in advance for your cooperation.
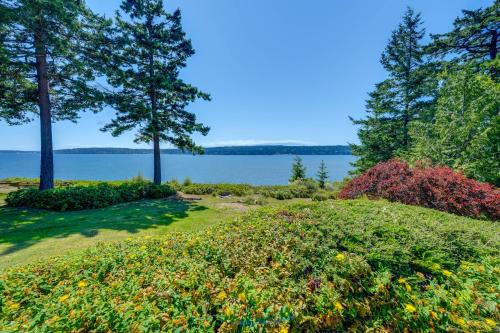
[350,3,499,186]
[0,0,207,189]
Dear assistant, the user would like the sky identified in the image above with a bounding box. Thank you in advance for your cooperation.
[0,0,492,150]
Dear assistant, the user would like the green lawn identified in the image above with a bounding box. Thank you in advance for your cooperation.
[0,195,252,269]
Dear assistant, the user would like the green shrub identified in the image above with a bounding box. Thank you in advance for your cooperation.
[0,200,498,332]
[311,192,328,201]
[5,182,176,211]
[181,183,252,196]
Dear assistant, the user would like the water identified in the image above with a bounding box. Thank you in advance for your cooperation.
[0,153,356,185]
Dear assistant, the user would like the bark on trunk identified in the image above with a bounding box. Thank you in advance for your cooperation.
[489,29,497,60]
[35,32,54,190]
[153,133,161,185]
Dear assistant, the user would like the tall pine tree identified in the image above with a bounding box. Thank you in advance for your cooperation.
[0,0,107,190]
[290,156,306,182]
[350,7,435,172]
[102,0,210,185]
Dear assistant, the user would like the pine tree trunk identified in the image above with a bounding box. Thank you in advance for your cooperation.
[490,29,497,60]
[35,32,54,191]
[153,133,161,185]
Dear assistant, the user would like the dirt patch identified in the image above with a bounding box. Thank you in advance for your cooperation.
[216,202,253,212]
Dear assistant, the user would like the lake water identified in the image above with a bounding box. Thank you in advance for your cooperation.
[0,153,356,185]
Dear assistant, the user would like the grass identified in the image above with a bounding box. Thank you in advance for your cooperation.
[1,199,498,332]
[0,195,258,269]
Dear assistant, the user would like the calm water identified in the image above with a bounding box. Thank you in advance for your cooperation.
[0,153,356,185]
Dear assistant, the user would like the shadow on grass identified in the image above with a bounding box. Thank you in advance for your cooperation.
[0,198,208,256]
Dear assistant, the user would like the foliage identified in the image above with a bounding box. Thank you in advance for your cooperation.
[0,0,107,189]
[316,160,329,188]
[339,160,500,220]
[0,200,498,332]
[5,182,176,211]
[426,1,499,63]
[289,156,306,182]
[350,7,437,173]
[179,183,253,197]
[409,64,500,185]
[101,0,210,184]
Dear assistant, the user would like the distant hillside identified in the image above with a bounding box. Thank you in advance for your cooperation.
[52,145,351,155]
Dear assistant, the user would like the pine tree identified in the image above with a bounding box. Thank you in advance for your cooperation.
[0,0,107,190]
[290,156,306,182]
[316,160,329,189]
[102,0,210,185]
[410,63,500,185]
[350,7,435,172]
[427,1,499,63]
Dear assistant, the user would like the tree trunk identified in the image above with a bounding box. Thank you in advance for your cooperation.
[153,133,161,185]
[489,29,497,60]
[34,32,54,190]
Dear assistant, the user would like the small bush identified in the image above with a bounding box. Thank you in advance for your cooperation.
[6,182,176,211]
[339,160,500,220]
[182,177,192,186]
[311,192,329,201]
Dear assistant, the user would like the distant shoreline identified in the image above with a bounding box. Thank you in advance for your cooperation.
[0,145,352,155]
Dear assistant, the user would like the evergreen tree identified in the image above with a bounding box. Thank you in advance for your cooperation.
[427,1,499,63]
[316,160,329,189]
[0,0,106,190]
[102,0,210,185]
[410,63,499,185]
[350,7,435,172]
[290,156,306,182]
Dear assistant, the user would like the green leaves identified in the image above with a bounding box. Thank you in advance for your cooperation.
[0,0,108,122]
[409,63,500,185]
[101,0,210,153]
[350,7,436,173]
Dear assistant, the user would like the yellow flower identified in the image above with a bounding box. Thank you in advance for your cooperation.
[334,301,344,312]
[442,270,452,277]
[58,294,70,303]
[224,306,233,317]
[455,317,467,327]
[335,253,345,261]
[432,263,441,270]
[485,318,496,327]
[405,304,416,313]
[8,303,20,310]
[397,277,407,284]
[77,281,87,288]
[140,245,147,251]
[217,291,227,301]
[429,310,438,320]
[405,283,412,292]
[279,326,289,333]
[238,293,247,303]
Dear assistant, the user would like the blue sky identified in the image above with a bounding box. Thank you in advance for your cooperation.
[0,0,492,150]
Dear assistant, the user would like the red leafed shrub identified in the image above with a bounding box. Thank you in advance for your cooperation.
[340,160,500,220]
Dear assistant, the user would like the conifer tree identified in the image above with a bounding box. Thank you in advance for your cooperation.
[427,1,499,63]
[0,0,107,190]
[290,156,306,182]
[350,7,435,172]
[102,0,210,185]
[316,160,329,189]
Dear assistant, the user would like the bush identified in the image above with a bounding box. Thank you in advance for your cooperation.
[339,160,500,220]
[5,182,176,211]
[311,192,328,201]
[0,200,498,332]
[181,183,252,196]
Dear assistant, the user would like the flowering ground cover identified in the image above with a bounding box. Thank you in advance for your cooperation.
[1,199,498,332]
